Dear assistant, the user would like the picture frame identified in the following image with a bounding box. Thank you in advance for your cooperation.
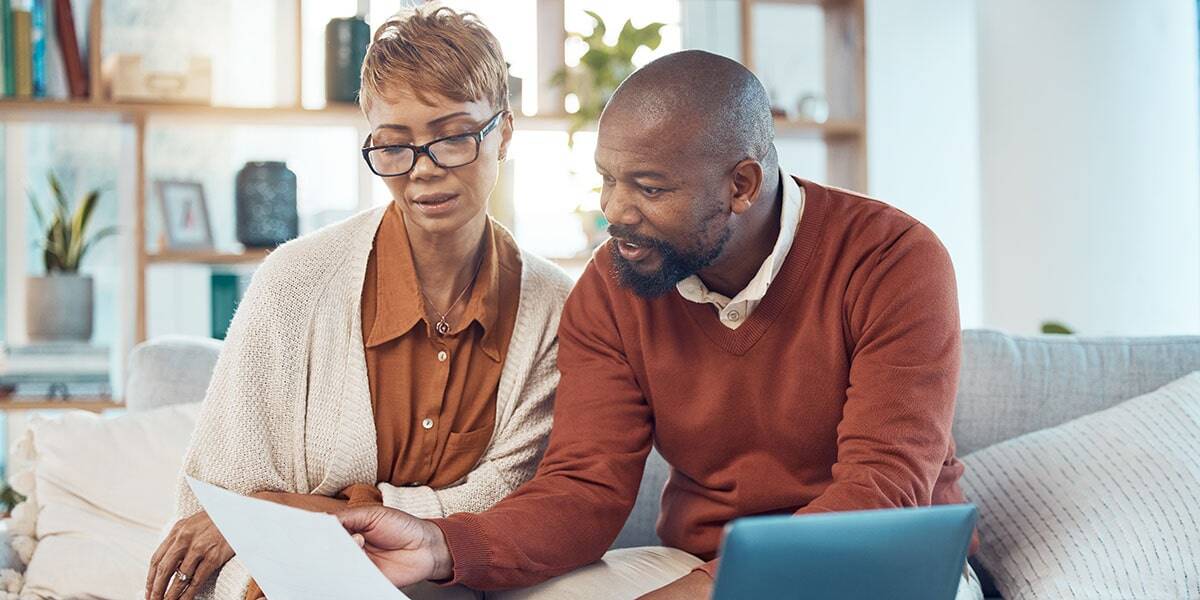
[155,180,214,250]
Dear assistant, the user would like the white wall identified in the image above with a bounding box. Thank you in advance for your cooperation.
[866,0,983,328]
[977,0,1200,335]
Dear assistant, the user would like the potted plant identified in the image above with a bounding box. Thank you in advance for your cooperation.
[26,173,117,342]
[553,12,663,255]
[552,11,664,146]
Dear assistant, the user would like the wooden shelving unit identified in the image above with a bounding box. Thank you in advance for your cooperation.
[146,249,274,265]
[741,0,867,192]
[0,397,123,413]
[1,0,870,402]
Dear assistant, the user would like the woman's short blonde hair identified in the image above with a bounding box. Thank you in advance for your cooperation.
[359,5,509,112]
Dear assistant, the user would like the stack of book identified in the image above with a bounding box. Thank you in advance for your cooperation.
[0,0,88,100]
[0,342,110,397]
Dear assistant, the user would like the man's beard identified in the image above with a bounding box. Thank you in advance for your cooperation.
[607,211,731,299]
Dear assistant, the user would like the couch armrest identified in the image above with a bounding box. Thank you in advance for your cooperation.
[125,336,222,412]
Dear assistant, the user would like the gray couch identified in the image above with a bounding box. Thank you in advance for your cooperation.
[11,330,1200,597]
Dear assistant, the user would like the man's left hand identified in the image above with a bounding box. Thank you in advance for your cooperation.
[637,570,712,599]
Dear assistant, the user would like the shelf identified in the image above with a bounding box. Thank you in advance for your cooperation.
[0,99,366,126]
[0,397,123,412]
[0,101,613,132]
[773,117,863,137]
[748,0,854,7]
[146,249,273,265]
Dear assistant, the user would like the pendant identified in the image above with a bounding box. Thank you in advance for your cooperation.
[435,319,450,336]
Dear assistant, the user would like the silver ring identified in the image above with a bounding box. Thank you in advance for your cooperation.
[174,569,191,584]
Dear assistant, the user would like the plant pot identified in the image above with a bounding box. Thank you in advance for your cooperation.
[26,274,94,342]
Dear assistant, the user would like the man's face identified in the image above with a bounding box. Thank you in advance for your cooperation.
[595,116,733,298]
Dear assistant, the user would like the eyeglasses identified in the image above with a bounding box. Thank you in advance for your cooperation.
[361,110,508,177]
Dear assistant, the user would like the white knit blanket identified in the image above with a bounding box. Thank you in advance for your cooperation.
[172,206,573,599]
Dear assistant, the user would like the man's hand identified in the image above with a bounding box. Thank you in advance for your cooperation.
[338,505,453,587]
[145,511,235,600]
[636,571,713,600]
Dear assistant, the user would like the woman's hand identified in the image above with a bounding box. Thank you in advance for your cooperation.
[145,510,234,600]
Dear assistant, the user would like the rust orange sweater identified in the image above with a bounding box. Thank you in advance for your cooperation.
[433,179,968,588]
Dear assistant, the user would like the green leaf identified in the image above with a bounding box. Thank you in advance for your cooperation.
[583,10,606,43]
[580,47,611,73]
[1040,321,1074,335]
[27,189,46,232]
[47,172,68,214]
[66,189,100,269]
[46,211,69,273]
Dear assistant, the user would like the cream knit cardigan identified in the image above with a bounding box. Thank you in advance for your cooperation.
[172,206,573,599]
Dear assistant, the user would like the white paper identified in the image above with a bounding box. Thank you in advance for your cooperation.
[187,477,410,600]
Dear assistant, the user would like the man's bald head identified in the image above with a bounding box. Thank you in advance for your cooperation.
[600,49,776,166]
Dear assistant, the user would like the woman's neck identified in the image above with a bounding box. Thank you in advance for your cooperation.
[402,210,489,312]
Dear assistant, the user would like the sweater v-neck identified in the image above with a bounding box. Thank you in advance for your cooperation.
[678,178,829,356]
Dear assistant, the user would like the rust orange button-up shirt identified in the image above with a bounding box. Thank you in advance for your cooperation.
[361,204,522,490]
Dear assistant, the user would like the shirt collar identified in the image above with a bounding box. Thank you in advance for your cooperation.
[365,205,503,362]
[676,171,805,307]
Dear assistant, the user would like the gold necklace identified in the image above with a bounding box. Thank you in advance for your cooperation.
[419,252,486,336]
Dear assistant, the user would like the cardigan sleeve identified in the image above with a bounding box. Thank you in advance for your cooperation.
[169,254,312,600]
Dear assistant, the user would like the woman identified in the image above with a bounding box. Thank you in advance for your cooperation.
[145,7,572,600]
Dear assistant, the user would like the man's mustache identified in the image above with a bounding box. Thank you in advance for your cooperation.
[606,224,667,250]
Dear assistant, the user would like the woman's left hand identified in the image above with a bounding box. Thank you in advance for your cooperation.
[145,510,234,600]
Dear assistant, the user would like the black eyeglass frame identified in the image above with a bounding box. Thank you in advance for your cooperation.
[361,110,509,177]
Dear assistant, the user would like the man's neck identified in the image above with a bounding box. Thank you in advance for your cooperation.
[695,171,784,298]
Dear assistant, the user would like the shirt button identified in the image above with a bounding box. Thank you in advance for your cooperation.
[437,350,448,362]
[727,310,741,322]
[422,418,434,430]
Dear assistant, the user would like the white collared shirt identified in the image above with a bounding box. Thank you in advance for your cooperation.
[676,173,805,329]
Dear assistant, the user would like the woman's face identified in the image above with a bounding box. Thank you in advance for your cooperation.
[365,87,512,237]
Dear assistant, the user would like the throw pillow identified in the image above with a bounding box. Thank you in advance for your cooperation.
[7,403,199,600]
[961,371,1200,600]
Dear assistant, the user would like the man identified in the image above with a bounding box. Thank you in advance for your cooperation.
[340,50,983,600]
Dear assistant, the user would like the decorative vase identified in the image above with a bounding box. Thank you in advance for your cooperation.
[325,16,370,104]
[235,161,298,249]
[26,274,93,342]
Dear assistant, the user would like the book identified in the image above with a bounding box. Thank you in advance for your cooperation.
[52,0,82,97]
[211,272,248,340]
[11,4,30,97]
[2,342,110,373]
[2,1,14,96]
[29,0,42,96]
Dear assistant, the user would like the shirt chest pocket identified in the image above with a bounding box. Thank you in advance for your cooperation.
[430,425,494,488]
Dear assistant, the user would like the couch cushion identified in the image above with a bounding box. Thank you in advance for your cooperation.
[7,404,200,599]
[954,330,1200,455]
[960,371,1200,599]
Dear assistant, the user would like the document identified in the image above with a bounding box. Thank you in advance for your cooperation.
[187,476,410,600]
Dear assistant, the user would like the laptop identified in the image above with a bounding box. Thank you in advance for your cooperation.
[711,504,977,600]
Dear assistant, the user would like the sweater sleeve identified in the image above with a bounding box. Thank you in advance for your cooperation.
[431,262,654,590]
[798,223,961,515]
[170,256,311,600]
[375,326,559,519]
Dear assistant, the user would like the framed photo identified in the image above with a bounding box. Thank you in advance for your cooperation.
[155,180,214,250]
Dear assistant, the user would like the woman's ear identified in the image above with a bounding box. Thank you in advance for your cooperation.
[730,158,764,215]
[498,110,515,162]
